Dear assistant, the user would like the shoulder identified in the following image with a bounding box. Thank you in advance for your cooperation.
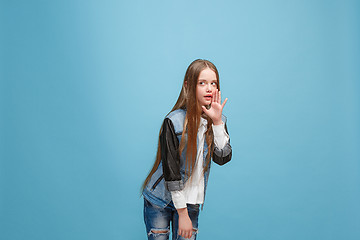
[164,108,186,133]
[165,108,186,124]
[166,108,186,119]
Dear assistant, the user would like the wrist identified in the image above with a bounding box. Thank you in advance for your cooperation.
[213,119,223,125]
[177,207,189,217]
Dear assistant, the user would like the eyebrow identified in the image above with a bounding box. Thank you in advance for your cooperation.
[198,79,217,81]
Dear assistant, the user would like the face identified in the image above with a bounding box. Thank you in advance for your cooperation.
[196,68,218,107]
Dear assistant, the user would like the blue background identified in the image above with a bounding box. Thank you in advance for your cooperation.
[1,0,359,239]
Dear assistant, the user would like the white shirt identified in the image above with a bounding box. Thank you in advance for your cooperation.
[170,117,229,209]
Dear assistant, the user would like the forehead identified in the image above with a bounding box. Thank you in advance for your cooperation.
[198,68,217,81]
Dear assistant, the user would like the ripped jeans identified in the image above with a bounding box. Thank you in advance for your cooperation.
[143,197,200,240]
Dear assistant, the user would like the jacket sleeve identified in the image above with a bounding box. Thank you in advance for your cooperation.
[212,123,232,165]
[160,118,184,191]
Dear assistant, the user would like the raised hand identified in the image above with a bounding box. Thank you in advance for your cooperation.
[201,89,228,125]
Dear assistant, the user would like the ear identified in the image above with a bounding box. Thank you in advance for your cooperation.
[184,80,187,88]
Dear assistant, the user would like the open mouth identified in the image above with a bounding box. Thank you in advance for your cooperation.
[204,95,212,100]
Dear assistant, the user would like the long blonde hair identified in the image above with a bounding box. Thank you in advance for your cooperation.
[141,59,220,193]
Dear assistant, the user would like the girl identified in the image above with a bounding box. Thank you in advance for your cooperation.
[141,59,232,240]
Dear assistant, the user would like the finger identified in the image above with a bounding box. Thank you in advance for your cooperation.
[214,89,218,102]
[219,90,222,104]
[216,89,219,103]
[186,231,191,239]
[221,98,228,108]
[202,105,209,114]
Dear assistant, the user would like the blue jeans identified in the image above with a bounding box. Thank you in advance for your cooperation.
[143,197,200,240]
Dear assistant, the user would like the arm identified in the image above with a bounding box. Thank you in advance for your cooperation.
[160,118,188,208]
[201,88,232,165]
[160,118,194,239]
[161,118,183,191]
[212,122,232,165]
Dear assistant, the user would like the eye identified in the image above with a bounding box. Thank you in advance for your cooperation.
[211,82,217,86]
[199,82,205,85]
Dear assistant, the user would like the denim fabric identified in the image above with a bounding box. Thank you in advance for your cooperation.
[142,108,227,208]
[143,197,199,240]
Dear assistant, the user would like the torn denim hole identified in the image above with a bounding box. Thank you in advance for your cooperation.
[148,228,170,237]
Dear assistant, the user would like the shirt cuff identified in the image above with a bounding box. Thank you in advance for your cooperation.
[212,122,229,149]
[170,190,187,209]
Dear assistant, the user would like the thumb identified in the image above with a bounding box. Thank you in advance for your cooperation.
[202,105,209,115]
[221,98,228,108]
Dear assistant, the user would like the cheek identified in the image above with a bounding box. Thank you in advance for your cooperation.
[196,86,202,98]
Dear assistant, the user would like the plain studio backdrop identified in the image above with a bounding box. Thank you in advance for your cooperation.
[1,0,359,239]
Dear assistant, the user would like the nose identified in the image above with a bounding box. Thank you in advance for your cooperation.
[206,83,212,92]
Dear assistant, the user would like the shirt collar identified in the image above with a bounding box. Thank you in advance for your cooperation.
[200,117,208,126]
